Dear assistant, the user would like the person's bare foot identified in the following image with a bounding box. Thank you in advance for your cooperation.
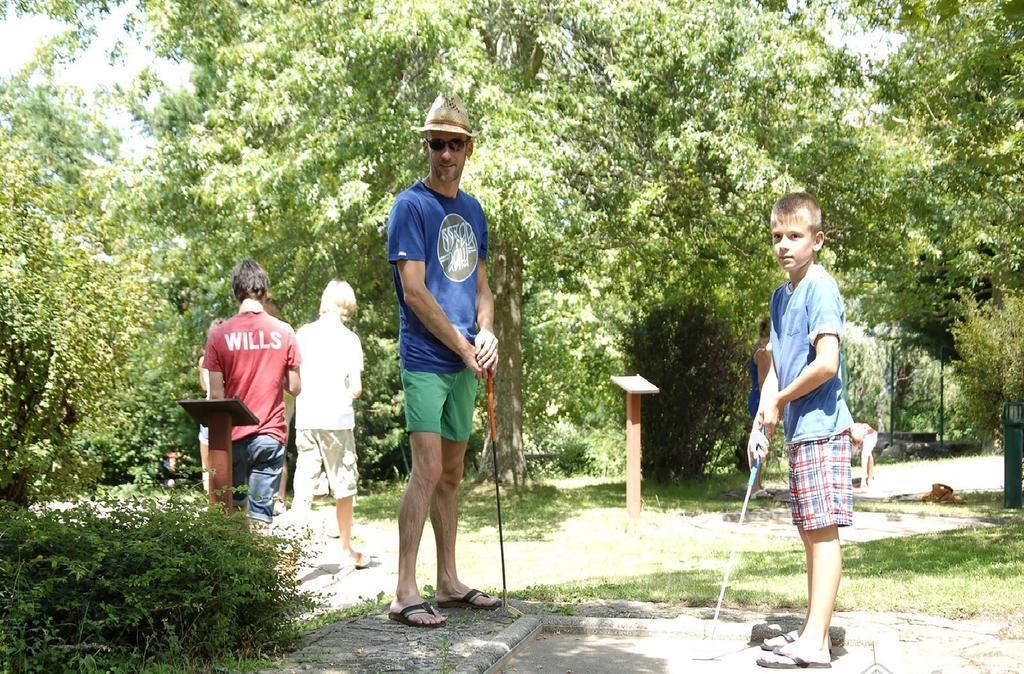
[757,639,831,669]
[436,582,502,608]
[389,596,445,626]
[344,549,370,570]
[761,629,800,651]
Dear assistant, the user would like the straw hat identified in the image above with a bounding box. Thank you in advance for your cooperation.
[412,93,480,137]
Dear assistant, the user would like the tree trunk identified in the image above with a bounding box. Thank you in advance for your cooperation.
[1,471,30,506]
[479,234,526,486]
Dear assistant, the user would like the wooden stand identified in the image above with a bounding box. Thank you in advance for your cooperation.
[610,375,660,519]
[177,398,258,511]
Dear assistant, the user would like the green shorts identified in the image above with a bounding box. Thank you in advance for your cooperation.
[401,368,478,441]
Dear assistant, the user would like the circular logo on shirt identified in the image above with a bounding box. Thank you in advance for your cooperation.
[437,214,478,282]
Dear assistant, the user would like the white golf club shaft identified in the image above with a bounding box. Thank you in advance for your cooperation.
[709,453,762,640]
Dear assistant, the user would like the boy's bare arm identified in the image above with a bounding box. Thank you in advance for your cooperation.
[284,367,301,397]
[757,361,781,439]
[199,356,207,391]
[348,369,363,399]
[767,333,841,414]
[209,371,225,399]
[758,334,841,438]
[754,346,772,390]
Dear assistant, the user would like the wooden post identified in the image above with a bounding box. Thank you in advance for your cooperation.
[177,398,259,513]
[207,411,233,510]
[611,375,660,519]
[625,392,642,519]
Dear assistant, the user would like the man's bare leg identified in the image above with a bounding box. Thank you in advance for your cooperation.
[433,437,501,608]
[390,431,445,625]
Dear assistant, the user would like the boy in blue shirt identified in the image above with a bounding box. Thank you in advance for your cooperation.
[753,192,853,669]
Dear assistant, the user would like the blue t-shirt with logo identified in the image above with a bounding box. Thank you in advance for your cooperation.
[770,264,853,444]
[387,180,488,373]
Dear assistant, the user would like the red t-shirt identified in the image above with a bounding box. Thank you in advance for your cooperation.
[203,311,301,443]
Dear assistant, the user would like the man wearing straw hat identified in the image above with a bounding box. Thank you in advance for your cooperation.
[386,93,501,628]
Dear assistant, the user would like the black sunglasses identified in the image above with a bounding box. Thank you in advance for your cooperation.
[426,137,468,152]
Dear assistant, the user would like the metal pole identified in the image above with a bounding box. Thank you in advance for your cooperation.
[1003,403,1023,509]
[939,345,945,447]
[889,345,896,447]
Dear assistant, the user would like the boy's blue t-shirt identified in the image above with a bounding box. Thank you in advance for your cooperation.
[387,180,488,373]
[770,264,853,444]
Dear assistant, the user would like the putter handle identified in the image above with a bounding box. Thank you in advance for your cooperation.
[747,422,766,488]
[487,373,497,443]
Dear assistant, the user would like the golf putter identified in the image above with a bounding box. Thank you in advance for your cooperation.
[708,422,769,640]
[487,373,523,618]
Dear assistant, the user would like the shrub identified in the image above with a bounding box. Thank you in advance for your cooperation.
[525,423,626,478]
[952,293,1024,437]
[0,145,148,504]
[0,498,311,672]
[623,299,748,481]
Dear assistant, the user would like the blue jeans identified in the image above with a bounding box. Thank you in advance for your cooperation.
[232,434,285,523]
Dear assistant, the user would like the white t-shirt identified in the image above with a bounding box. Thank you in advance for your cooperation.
[295,315,364,430]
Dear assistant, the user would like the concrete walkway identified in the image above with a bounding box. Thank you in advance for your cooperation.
[265,456,1021,673]
[855,454,1005,499]
[268,601,1024,673]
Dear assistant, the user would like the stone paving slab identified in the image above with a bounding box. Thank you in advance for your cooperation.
[265,601,1024,674]
[496,632,874,674]
[265,456,1021,673]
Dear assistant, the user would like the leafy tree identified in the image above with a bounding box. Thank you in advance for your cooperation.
[845,0,1024,357]
[126,0,879,485]
[0,131,148,504]
[951,292,1024,437]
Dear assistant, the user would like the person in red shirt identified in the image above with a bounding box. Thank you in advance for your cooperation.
[203,259,302,524]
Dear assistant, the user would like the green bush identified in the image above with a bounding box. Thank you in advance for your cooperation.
[624,299,747,481]
[0,142,148,504]
[0,499,311,672]
[952,293,1024,437]
[525,424,625,478]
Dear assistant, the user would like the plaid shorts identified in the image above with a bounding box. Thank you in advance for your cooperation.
[788,431,853,530]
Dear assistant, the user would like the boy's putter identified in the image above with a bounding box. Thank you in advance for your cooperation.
[487,373,523,618]
[694,422,768,661]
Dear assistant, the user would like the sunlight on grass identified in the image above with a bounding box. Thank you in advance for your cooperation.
[349,472,1024,622]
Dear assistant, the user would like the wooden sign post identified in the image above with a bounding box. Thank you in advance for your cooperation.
[610,374,660,519]
[177,398,259,511]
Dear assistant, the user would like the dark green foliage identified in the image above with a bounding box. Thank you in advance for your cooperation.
[0,499,311,672]
[625,300,748,481]
[353,333,408,482]
[525,424,625,478]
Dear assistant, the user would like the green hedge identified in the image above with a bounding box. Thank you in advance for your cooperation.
[0,499,311,672]
[624,299,747,481]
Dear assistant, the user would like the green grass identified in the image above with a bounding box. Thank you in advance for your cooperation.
[348,467,1024,625]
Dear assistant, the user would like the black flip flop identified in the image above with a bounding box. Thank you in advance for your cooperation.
[388,602,446,628]
[436,589,502,610]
